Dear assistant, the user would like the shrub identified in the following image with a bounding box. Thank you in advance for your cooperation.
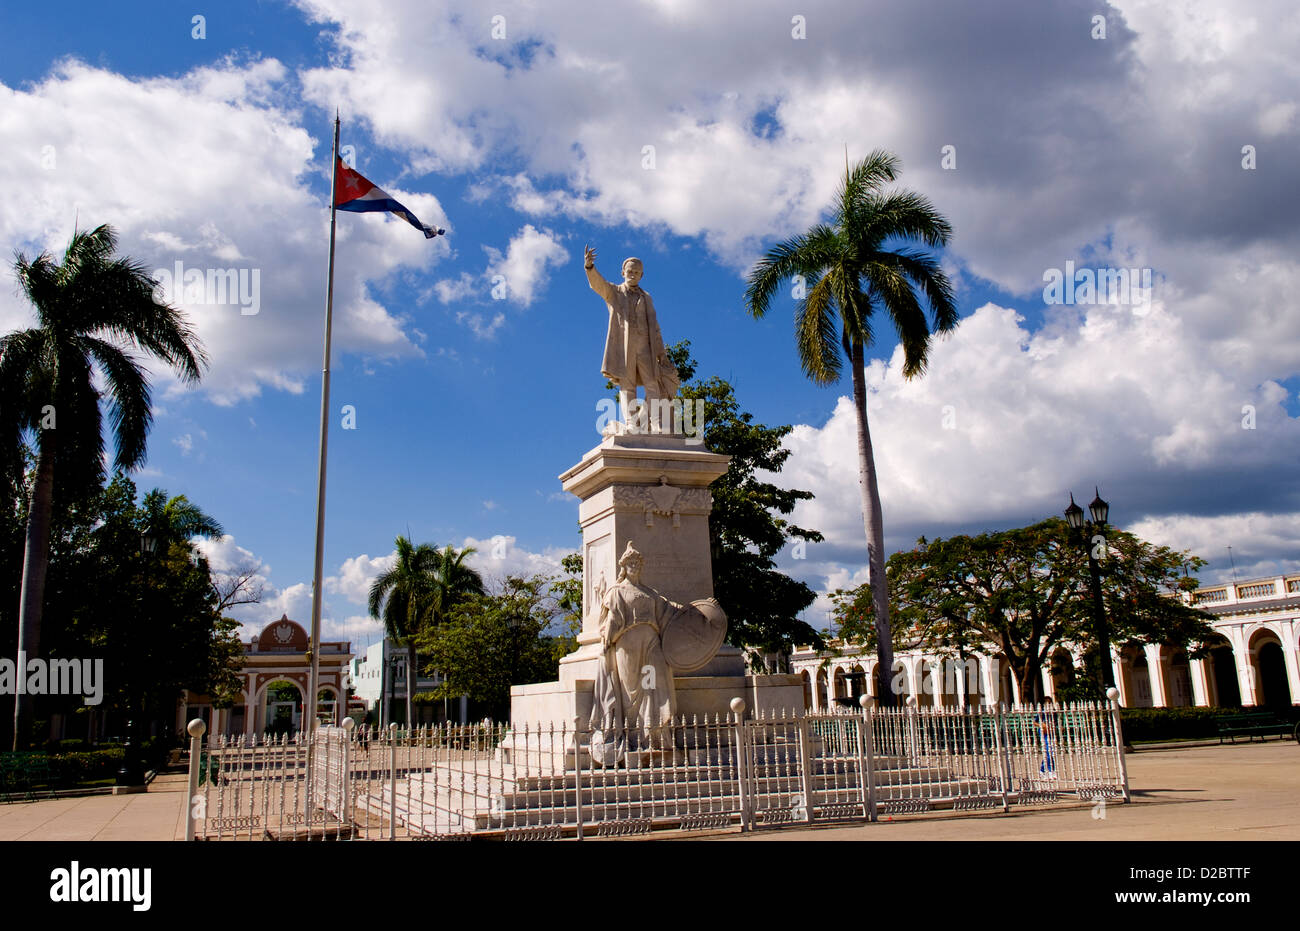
[0,749,126,790]
[49,749,126,784]
[1119,706,1300,743]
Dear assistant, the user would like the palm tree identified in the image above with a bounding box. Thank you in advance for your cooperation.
[368,537,432,727]
[139,489,224,553]
[428,544,487,628]
[745,151,958,704]
[0,224,206,747]
[368,540,485,726]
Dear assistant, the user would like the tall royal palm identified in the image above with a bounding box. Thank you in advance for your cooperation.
[0,224,206,746]
[368,539,484,726]
[745,151,958,705]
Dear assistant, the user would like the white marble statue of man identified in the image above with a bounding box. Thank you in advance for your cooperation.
[589,542,678,762]
[583,245,680,424]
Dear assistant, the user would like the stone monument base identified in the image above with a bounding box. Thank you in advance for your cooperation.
[503,672,806,772]
[558,640,748,688]
[511,672,804,727]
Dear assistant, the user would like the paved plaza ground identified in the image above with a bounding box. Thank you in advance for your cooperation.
[701,741,1300,842]
[0,742,1293,841]
[0,772,192,841]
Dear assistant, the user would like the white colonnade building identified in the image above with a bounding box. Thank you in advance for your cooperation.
[790,573,1300,710]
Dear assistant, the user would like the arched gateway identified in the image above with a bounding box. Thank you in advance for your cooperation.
[177,615,353,738]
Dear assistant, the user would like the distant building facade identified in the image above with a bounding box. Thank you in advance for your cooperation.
[177,615,353,737]
[349,639,468,725]
[791,573,1300,710]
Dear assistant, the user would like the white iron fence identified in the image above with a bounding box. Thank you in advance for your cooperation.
[185,697,1129,840]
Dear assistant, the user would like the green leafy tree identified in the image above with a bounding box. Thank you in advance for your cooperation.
[832,518,1216,704]
[553,552,584,649]
[665,342,825,665]
[418,575,565,720]
[0,224,207,746]
[745,151,957,702]
[422,543,488,721]
[41,475,241,739]
[92,546,242,729]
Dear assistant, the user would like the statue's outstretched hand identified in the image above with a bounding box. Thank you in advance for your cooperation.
[584,244,596,269]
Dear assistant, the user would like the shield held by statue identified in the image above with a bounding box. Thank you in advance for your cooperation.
[660,598,728,673]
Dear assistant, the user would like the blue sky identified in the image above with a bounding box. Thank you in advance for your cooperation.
[3,0,1299,646]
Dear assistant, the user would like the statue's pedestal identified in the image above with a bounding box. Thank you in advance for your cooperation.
[506,674,805,771]
[508,431,806,749]
[558,432,732,680]
[509,674,806,729]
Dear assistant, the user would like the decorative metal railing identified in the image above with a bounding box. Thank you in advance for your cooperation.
[185,697,1129,841]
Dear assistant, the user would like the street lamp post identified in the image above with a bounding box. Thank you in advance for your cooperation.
[115,718,146,789]
[388,653,403,728]
[1065,489,1115,691]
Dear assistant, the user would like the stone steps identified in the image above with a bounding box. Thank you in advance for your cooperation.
[356,762,997,835]
[415,755,958,787]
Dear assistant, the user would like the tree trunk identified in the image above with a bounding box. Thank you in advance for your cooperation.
[405,642,416,728]
[1017,659,1044,706]
[849,340,895,705]
[13,438,55,750]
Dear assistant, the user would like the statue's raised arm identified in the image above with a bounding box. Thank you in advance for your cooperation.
[583,244,616,302]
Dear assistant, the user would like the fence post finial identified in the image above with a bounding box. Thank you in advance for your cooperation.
[1105,687,1131,803]
[185,719,207,842]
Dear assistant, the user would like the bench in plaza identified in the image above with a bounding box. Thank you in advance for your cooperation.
[1214,712,1292,743]
[0,753,61,801]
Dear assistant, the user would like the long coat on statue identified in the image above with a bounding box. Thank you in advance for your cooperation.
[585,265,680,397]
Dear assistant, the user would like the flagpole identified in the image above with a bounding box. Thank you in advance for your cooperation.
[305,112,340,809]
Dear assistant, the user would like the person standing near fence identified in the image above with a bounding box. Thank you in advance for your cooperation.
[1036,703,1056,779]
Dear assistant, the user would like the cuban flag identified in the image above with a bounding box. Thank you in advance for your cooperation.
[334,157,445,238]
